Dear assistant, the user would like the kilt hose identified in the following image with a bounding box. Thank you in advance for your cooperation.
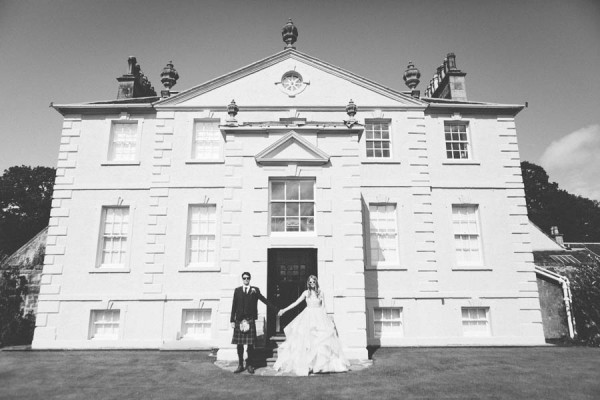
[231,320,257,345]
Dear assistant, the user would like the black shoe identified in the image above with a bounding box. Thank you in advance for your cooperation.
[247,364,255,374]
[234,364,244,373]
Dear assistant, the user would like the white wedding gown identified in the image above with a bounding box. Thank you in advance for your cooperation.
[273,294,350,375]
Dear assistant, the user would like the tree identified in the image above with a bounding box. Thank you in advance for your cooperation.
[521,161,600,242]
[0,166,55,259]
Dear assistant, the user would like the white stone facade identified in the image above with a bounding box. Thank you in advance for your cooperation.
[32,49,545,358]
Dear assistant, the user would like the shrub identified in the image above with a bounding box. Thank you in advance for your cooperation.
[561,263,600,346]
[0,267,36,347]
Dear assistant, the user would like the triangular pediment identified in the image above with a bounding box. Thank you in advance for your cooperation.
[156,49,425,108]
[255,131,330,165]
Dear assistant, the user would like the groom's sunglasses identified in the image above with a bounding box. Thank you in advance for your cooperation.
[242,277,251,281]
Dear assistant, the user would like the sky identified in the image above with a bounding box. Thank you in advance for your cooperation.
[1,0,599,199]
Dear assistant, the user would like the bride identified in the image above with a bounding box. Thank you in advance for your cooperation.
[274,275,350,375]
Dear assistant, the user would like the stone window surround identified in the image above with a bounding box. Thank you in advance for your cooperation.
[95,206,131,272]
[461,306,491,337]
[451,204,485,269]
[102,118,143,166]
[180,308,213,340]
[269,178,316,235]
[360,117,401,165]
[90,201,138,274]
[186,118,225,163]
[373,307,403,338]
[88,309,121,340]
[442,117,481,165]
[185,204,217,269]
[368,203,399,268]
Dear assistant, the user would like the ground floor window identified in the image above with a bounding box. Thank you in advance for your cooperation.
[373,307,403,338]
[181,309,212,339]
[89,310,120,340]
[461,307,490,336]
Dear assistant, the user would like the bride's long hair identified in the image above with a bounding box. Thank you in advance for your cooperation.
[306,275,320,298]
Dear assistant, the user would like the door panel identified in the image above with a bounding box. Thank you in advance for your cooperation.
[267,248,317,337]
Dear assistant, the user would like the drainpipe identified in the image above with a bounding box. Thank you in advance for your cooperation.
[562,275,576,339]
[535,267,575,339]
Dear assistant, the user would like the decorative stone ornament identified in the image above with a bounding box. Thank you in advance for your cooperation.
[346,99,357,119]
[344,99,358,127]
[276,70,309,97]
[227,99,239,125]
[281,72,302,93]
[403,61,421,90]
[282,18,298,49]
[160,61,179,98]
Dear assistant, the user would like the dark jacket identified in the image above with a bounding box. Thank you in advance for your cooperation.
[230,286,278,322]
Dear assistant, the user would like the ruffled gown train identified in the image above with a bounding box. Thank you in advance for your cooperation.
[273,296,350,376]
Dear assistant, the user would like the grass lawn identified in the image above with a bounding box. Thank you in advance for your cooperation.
[1,347,599,400]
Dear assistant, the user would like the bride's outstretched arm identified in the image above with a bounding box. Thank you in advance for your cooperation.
[277,291,307,316]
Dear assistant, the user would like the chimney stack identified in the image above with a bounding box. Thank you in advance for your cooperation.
[550,226,564,246]
[424,53,467,101]
[116,56,156,99]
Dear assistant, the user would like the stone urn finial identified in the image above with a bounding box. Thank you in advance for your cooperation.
[282,18,298,49]
[227,99,239,124]
[403,61,421,90]
[344,99,358,127]
[160,61,179,98]
[161,61,179,90]
[346,99,357,120]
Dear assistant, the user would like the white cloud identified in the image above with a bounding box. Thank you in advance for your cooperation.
[539,124,600,201]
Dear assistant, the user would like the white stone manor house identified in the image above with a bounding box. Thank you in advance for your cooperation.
[32,20,546,359]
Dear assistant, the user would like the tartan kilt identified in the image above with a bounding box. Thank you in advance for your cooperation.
[231,320,257,345]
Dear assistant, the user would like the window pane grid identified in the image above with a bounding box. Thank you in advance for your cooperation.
[187,205,216,265]
[100,207,129,266]
[444,123,470,159]
[182,309,212,339]
[109,123,137,161]
[452,205,482,266]
[373,307,403,338]
[270,180,315,232]
[462,307,490,336]
[193,122,221,159]
[366,123,391,158]
[369,204,398,265]
[90,310,120,339]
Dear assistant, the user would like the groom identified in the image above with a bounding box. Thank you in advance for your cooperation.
[230,272,279,374]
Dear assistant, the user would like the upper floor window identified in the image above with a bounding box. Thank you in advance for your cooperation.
[192,121,222,160]
[186,205,217,266]
[98,206,129,268]
[444,122,470,160]
[369,204,399,266]
[109,122,138,162]
[270,179,315,233]
[452,205,482,266]
[365,121,391,158]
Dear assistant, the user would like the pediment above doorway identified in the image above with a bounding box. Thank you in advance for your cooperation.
[255,131,330,166]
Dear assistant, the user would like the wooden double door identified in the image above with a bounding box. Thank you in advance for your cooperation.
[267,248,317,338]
